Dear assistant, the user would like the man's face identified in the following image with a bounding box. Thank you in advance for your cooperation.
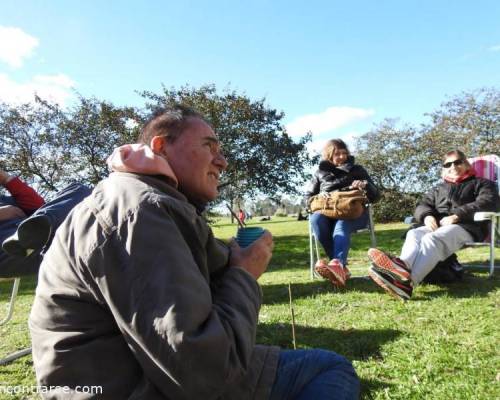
[164,118,227,204]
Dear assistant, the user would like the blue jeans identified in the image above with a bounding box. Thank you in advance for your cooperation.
[269,349,360,400]
[0,183,91,277]
[310,212,369,265]
[27,182,91,227]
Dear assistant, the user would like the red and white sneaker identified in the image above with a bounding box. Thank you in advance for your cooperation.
[314,259,343,287]
[328,259,349,287]
[367,248,411,284]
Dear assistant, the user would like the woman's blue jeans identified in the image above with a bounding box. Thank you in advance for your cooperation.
[310,211,369,265]
[269,349,360,400]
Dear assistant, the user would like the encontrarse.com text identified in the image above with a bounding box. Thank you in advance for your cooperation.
[0,385,103,395]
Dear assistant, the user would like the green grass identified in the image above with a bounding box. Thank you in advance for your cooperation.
[1,217,499,399]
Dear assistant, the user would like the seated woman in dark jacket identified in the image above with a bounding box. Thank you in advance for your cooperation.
[306,139,380,287]
[368,149,500,300]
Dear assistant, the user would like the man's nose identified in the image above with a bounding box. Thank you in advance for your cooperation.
[214,153,228,170]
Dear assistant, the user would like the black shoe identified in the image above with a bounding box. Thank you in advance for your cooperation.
[2,215,52,257]
[369,266,413,300]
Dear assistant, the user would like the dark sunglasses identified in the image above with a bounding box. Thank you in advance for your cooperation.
[442,159,464,168]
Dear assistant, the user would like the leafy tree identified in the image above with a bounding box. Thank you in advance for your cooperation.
[355,119,422,191]
[0,98,69,194]
[138,84,314,210]
[253,198,278,217]
[0,96,139,194]
[354,120,421,222]
[416,87,500,183]
[60,96,139,185]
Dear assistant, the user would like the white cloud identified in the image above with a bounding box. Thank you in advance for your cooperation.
[0,26,39,68]
[0,73,75,105]
[286,106,375,137]
[488,45,500,52]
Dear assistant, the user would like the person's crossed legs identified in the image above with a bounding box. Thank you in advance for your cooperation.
[269,349,360,400]
[2,183,91,258]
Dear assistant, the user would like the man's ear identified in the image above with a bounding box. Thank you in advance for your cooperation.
[150,136,168,156]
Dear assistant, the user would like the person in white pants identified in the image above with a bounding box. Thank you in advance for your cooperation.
[399,224,472,284]
[366,149,500,300]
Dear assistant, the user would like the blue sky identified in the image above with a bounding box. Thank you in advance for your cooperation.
[1,0,499,153]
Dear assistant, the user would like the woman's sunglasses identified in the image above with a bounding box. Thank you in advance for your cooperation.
[442,159,464,168]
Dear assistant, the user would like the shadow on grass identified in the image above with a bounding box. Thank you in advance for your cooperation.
[262,272,499,305]
[269,228,408,273]
[257,322,401,362]
[258,322,398,398]
[417,271,499,300]
[262,278,384,305]
[213,219,307,229]
[358,378,393,400]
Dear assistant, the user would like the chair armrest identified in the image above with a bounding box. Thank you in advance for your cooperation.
[474,211,500,221]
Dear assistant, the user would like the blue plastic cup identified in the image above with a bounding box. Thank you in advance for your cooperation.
[236,227,265,248]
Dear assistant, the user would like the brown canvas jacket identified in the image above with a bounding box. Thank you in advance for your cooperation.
[29,172,279,399]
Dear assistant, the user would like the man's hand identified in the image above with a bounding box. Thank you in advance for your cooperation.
[0,205,26,221]
[229,231,274,280]
[424,215,438,231]
[440,215,459,226]
[0,169,12,185]
[351,180,367,189]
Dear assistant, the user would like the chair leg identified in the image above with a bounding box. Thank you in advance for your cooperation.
[0,278,21,326]
[489,218,496,278]
[368,204,377,248]
[314,235,320,267]
[308,220,321,279]
[0,278,31,366]
[0,347,32,366]
[309,221,315,279]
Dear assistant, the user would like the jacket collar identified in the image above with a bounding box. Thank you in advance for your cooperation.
[112,172,207,215]
[319,155,355,173]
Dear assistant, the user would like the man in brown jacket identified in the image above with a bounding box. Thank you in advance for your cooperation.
[30,106,359,399]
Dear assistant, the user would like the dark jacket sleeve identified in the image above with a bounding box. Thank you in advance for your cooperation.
[453,179,500,222]
[94,202,262,399]
[304,171,320,204]
[414,186,439,223]
[357,166,380,203]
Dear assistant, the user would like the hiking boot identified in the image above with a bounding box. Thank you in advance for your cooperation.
[369,266,413,301]
[315,259,343,287]
[328,258,349,287]
[367,248,411,284]
[2,215,52,257]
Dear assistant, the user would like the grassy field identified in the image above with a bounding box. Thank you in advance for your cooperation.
[1,217,499,399]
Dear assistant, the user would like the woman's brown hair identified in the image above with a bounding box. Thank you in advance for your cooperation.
[322,139,349,162]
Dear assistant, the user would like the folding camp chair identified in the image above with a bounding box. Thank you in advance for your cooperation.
[0,277,32,366]
[0,277,20,326]
[309,203,377,279]
[463,154,500,277]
